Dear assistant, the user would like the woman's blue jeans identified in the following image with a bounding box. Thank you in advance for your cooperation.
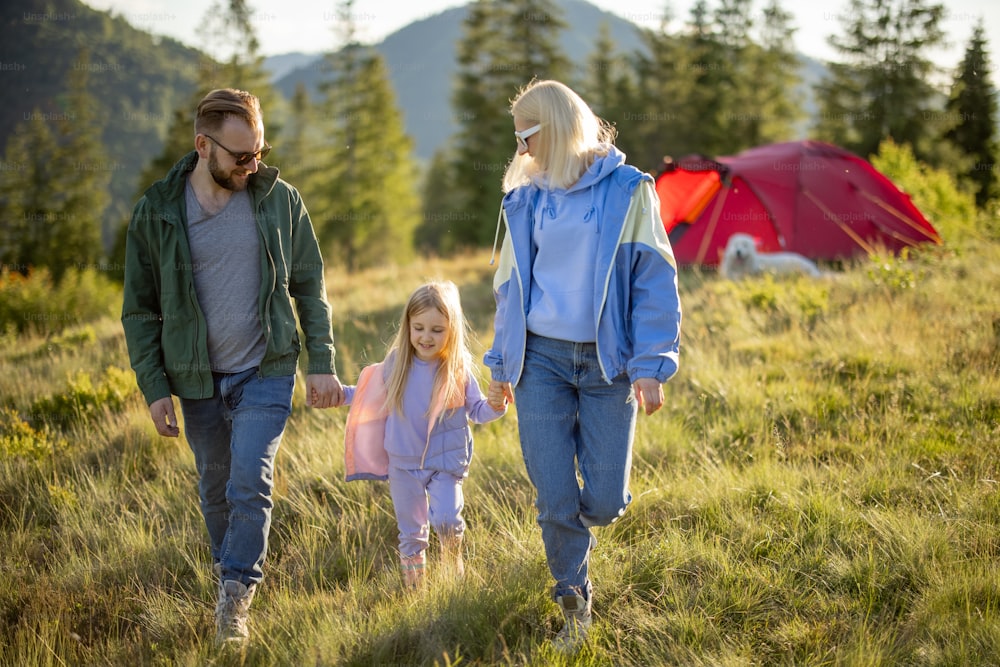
[179,368,294,587]
[515,333,636,599]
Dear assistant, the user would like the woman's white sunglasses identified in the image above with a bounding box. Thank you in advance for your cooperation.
[514,124,541,151]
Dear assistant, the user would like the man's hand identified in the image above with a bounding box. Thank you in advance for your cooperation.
[149,396,180,437]
[633,377,664,416]
[306,373,344,408]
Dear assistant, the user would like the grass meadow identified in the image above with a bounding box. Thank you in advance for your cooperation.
[1,237,999,666]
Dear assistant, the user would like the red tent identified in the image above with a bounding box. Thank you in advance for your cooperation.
[654,140,941,266]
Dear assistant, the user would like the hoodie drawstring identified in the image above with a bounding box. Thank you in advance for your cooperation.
[584,187,597,231]
[491,182,601,266]
[489,205,504,266]
[536,190,555,231]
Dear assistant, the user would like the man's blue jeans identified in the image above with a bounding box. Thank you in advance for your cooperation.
[514,333,636,599]
[179,368,295,587]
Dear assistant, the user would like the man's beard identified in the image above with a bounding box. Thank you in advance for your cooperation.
[208,146,249,191]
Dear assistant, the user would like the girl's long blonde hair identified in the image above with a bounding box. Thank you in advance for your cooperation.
[383,281,474,418]
[502,79,617,192]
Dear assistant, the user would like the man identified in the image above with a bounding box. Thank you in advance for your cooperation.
[121,88,343,644]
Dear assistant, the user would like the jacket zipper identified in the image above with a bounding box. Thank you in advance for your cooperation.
[167,211,211,396]
[595,194,635,384]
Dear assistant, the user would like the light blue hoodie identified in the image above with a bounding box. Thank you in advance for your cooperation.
[485,146,682,386]
[526,148,626,342]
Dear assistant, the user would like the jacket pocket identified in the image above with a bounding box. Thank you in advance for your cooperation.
[266,289,298,353]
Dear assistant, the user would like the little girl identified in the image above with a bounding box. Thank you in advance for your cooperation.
[339,281,507,588]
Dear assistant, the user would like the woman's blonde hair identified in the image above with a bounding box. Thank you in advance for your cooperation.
[502,79,617,192]
[383,281,474,418]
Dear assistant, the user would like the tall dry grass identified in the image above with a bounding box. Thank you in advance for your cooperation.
[1,239,999,665]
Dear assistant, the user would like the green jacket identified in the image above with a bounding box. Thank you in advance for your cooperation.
[121,151,337,405]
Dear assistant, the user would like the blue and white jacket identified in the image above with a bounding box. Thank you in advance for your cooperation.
[484,150,682,386]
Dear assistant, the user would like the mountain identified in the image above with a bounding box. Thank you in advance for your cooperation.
[0,0,205,241]
[274,0,646,162]
[262,52,324,82]
[2,0,827,254]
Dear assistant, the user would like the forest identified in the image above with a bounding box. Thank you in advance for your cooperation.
[0,0,997,283]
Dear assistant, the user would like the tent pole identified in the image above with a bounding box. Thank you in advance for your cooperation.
[696,186,730,264]
[857,190,943,245]
[802,190,877,255]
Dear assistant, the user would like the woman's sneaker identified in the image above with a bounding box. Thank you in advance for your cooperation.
[215,579,256,644]
[553,591,592,653]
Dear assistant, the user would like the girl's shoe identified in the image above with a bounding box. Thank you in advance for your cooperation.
[439,535,465,577]
[400,553,426,589]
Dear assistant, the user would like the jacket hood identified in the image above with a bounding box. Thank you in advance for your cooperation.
[566,144,627,193]
[532,145,628,233]
[491,145,637,264]
[527,143,626,192]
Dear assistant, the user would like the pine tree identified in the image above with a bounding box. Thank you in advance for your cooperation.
[272,83,317,188]
[628,4,693,169]
[195,0,285,131]
[49,51,110,279]
[423,0,571,251]
[0,50,107,282]
[416,149,467,252]
[709,0,757,153]
[581,22,622,120]
[813,0,946,160]
[692,0,803,154]
[630,1,736,162]
[739,0,803,148]
[135,0,278,196]
[0,111,60,275]
[581,22,638,161]
[305,0,419,270]
[944,21,1000,208]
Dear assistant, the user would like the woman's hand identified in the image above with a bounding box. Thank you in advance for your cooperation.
[488,380,514,410]
[633,377,664,415]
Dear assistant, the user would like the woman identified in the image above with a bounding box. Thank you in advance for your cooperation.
[485,79,682,652]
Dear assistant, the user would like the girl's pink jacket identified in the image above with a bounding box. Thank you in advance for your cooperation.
[343,362,393,481]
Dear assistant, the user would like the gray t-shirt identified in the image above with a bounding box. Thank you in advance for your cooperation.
[185,179,267,373]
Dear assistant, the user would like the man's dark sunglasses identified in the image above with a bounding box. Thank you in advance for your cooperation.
[204,133,271,166]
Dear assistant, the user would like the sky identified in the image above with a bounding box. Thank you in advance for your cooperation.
[80,0,999,72]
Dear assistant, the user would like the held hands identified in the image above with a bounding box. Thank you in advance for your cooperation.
[633,377,664,416]
[146,374,344,439]
[306,373,345,409]
[488,380,514,411]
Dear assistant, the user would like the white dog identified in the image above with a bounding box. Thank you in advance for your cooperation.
[720,233,821,280]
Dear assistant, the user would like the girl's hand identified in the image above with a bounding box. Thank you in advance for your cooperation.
[488,380,513,410]
[306,374,345,408]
